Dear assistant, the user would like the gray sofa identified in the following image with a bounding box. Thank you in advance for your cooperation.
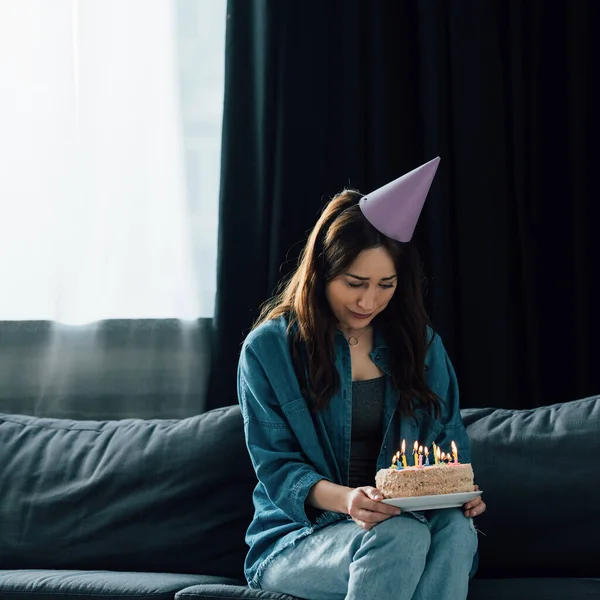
[1,395,599,600]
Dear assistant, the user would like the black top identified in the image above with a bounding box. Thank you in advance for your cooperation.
[348,376,385,488]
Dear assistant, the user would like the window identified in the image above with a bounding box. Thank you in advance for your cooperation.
[0,0,225,323]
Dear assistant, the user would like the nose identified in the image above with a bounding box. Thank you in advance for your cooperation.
[357,287,376,312]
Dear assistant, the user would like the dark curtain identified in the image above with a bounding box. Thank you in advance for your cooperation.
[208,0,599,411]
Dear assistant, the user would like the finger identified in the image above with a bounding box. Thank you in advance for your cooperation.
[364,511,396,525]
[366,500,401,515]
[353,518,375,531]
[463,497,483,510]
[356,491,401,515]
[474,484,479,491]
[465,494,484,507]
[361,487,383,501]
[465,503,486,517]
[354,508,396,524]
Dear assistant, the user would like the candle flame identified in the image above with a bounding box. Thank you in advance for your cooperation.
[436,446,441,458]
[451,440,457,453]
[418,445,423,454]
[413,441,418,452]
[401,439,406,453]
[441,452,446,461]
[424,446,429,456]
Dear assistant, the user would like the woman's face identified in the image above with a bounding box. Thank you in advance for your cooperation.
[325,246,397,331]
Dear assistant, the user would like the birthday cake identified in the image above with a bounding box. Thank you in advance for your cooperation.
[375,463,474,499]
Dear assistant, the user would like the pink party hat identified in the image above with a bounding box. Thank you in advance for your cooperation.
[359,157,441,242]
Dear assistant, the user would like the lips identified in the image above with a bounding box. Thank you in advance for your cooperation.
[349,310,372,319]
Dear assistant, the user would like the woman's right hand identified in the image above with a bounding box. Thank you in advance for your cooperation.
[346,486,402,530]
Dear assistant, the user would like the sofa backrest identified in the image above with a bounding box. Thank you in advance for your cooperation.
[3,395,599,580]
[0,405,255,579]
[462,395,600,578]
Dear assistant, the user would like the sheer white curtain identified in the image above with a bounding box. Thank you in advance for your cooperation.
[0,0,225,324]
[0,0,225,419]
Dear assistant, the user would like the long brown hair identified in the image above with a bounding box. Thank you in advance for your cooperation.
[254,189,442,417]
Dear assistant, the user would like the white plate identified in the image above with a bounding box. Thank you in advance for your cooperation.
[381,490,482,512]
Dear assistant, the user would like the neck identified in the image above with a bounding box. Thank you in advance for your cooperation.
[338,324,370,336]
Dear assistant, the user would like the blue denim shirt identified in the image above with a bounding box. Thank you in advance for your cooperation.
[237,316,472,586]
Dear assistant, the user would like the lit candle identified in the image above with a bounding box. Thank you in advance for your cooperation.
[389,451,398,469]
[432,442,438,464]
[418,445,423,467]
[413,441,419,467]
[451,440,458,464]
[424,446,429,466]
[401,439,408,468]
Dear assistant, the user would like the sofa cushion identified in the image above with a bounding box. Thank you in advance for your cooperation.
[462,395,600,578]
[0,406,257,579]
[467,577,600,600]
[0,570,233,600]
[175,578,600,600]
[176,584,302,600]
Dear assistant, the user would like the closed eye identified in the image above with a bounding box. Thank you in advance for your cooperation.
[346,281,395,289]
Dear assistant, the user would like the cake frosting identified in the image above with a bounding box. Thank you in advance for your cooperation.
[375,463,474,498]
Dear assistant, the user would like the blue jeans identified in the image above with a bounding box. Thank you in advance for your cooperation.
[257,508,478,600]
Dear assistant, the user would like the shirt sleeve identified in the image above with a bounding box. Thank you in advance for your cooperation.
[237,340,331,527]
[428,334,473,465]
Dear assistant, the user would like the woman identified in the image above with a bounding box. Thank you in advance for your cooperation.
[237,158,486,600]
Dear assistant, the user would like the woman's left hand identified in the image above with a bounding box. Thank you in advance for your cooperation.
[463,484,486,518]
